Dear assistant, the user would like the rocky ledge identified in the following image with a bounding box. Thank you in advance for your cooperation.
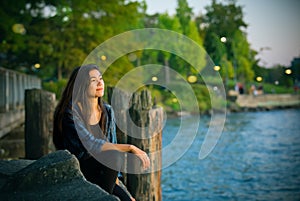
[0,150,120,201]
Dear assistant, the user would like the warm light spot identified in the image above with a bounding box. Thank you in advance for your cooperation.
[214,65,221,71]
[101,55,107,61]
[187,75,197,83]
[151,76,158,82]
[12,24,26,35]
[34,63,41,69]
[256,76,263,82]
[172,98,178,103]
[62,16,69,22]
[220,37,227,43]
[285,69,292,75]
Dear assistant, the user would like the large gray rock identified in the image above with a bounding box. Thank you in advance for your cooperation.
[0,150,119,201]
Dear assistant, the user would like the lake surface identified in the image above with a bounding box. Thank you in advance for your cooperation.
[161,109,300,201]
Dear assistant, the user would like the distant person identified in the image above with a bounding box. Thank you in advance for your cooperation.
[53,64,150,201]
[257,85,264,95]
[249,84,256,95]
[235,82,244,94]
[294,82,299,94]
[238,83,244,94]
[235,83,239,93]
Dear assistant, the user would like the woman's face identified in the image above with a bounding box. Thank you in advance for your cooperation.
[88,69,105,98]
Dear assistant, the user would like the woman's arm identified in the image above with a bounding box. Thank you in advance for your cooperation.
[102,143,150,170]
[103,104,150,170]
[71,108,107,157]
[73,105,150,170]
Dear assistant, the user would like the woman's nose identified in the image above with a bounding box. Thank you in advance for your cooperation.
[97,80,103,85]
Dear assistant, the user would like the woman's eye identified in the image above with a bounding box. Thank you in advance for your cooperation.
[90,78,96,82]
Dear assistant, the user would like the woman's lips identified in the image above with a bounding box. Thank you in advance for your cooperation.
[96,88,103,91]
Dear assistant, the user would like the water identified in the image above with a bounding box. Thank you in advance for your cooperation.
[162,109,300,201]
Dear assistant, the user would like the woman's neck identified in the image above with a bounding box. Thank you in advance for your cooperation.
[89,97,99,111]
[88,97,101,125]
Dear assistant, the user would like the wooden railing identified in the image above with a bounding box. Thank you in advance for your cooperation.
[0,67,41,137]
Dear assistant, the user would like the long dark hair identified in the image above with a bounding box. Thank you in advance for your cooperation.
[53,64,107,150]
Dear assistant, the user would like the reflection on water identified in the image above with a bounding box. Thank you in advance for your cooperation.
[162,109,300,201]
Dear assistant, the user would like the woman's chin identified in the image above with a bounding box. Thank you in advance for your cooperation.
[96,92,104,97]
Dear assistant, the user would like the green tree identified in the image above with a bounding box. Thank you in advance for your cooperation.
[200,0,255,83]
[0,0,145,80]
[175,0,206,78]
[157,13,182,83]
[219,55,234,80]
[204,32,226,66]
[185,20,206,75]
[232,30,254,82]
[0,0,49,70]
[203,0,247,44]
[176,0,193,35]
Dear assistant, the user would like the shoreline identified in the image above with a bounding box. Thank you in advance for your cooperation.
[166,93,300,117]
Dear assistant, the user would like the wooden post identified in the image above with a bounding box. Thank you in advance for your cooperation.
[127,89,163,201]
[107,88,163,201]
[25,89,56,159]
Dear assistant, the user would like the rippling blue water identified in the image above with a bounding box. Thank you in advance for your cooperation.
[162,109,300,201]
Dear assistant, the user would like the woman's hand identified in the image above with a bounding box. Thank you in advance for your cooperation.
[130,145,150,170]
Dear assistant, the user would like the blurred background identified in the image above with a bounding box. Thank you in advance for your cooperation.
[1,0,299,114]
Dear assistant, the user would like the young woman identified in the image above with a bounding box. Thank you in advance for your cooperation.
[53,64,150,201]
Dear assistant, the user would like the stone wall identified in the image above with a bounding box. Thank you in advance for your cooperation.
[235,94,300,109]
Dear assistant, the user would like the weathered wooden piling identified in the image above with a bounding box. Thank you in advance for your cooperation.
[108,87,163,201]
[24,89,56,159]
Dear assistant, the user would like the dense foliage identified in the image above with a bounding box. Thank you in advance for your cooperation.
[0,0,295,113]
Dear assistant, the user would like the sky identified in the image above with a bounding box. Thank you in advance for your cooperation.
[141,0,300,67]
